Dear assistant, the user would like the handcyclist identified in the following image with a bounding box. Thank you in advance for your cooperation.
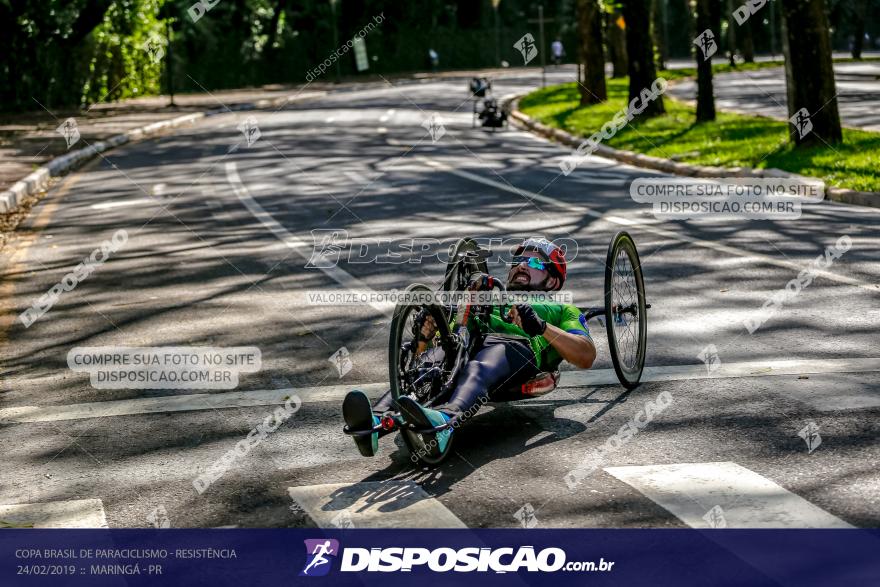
[343,238,597,459]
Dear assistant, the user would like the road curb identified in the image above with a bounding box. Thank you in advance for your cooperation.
[0,91,325,214]
[504,96,880,209]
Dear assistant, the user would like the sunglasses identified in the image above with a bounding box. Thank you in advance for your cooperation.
[511,256,547,270]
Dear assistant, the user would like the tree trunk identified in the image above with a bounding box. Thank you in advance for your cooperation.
[740,15,756,62]
[47,0,114,107]
[577,0,607,104]
[652,0,668,71]
[607,10,628,78]
[622,0,664,116]
[726,0,737,66]
[265,0,288,54]
[851,0,867,59]
[780,0,842,147]
[694,0,716,121]
[263,0,288,79]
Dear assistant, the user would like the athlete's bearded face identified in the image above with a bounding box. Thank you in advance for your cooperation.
[506,251,558,291]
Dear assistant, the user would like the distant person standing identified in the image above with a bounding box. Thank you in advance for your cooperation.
[428,48,440,71]
[551,38,564,67]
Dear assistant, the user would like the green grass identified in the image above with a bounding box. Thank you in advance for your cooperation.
[519,77,880,192]
[658,60,786,81]
[658,56,880,81]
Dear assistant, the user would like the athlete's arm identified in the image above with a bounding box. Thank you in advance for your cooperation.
[509,305,596,369]
[541,323,596,369]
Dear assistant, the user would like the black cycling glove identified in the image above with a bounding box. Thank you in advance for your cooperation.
[515,304,546,337]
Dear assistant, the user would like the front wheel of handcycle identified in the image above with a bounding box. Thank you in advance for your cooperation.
[442,237,489,293]
[388,283,457,465]
[604,231,648,390]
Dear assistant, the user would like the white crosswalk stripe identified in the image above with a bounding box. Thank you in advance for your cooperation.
[604,462,852,528]
[289,482,467,528]
[0,499,109,528]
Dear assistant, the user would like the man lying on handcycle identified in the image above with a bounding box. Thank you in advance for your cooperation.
[342,238,597,459]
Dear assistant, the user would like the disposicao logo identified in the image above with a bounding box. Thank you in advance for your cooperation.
[300,542,609,574]
[300,539,339,576]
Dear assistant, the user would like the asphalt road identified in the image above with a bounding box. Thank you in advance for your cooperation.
[1,69,879,530]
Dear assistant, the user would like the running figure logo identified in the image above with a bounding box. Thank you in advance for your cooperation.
[306,229,348,269]
[789,108,813,139]
[237,116,262,147]
[142,33,166,64]
[421,113,446,142]
[56,118,81,149]
[514,33,538,65]
[329,346,353,378]
[798,420,822,453]
[697,344,721,376]
[513,503,539,528]
[300,539,340,576]
[693,29,717,60]
[702,505,727,528]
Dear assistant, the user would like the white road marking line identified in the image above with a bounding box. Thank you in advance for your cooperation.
[3,357,877,423]
[343,170,368,185]
[420,158,877,292]
[0,383,387,423]
[604,462,853,528]
[558,357,880,389]
[289,481,466,528]
[0,499,109,528]
[225,161,390,313]
[90,198,154,210]
[571,176,629,186]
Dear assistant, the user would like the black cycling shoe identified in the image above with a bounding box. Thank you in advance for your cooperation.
[343,390,379,457]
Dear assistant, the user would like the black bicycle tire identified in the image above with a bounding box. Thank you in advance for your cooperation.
[388,283,457,466]
[604,231,648,390]
[388,284,454,403]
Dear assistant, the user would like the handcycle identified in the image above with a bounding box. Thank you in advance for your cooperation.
[469,77,509,131]
[343,232,648,466]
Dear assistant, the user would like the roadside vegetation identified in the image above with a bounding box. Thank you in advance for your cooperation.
[519,75,880,193]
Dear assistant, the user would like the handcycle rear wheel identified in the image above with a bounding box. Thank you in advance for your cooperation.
[604,231,648,390]
[388,283,457,465]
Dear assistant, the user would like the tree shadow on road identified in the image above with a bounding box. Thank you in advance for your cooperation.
[354,384,635,501]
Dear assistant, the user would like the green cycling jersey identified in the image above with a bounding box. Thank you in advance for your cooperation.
[472,302,592,370]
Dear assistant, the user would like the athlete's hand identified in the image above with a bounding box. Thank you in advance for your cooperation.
[420,315,437,341]
[466,273,493,291]
[417,315,437,353]
[509,304,546,337]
